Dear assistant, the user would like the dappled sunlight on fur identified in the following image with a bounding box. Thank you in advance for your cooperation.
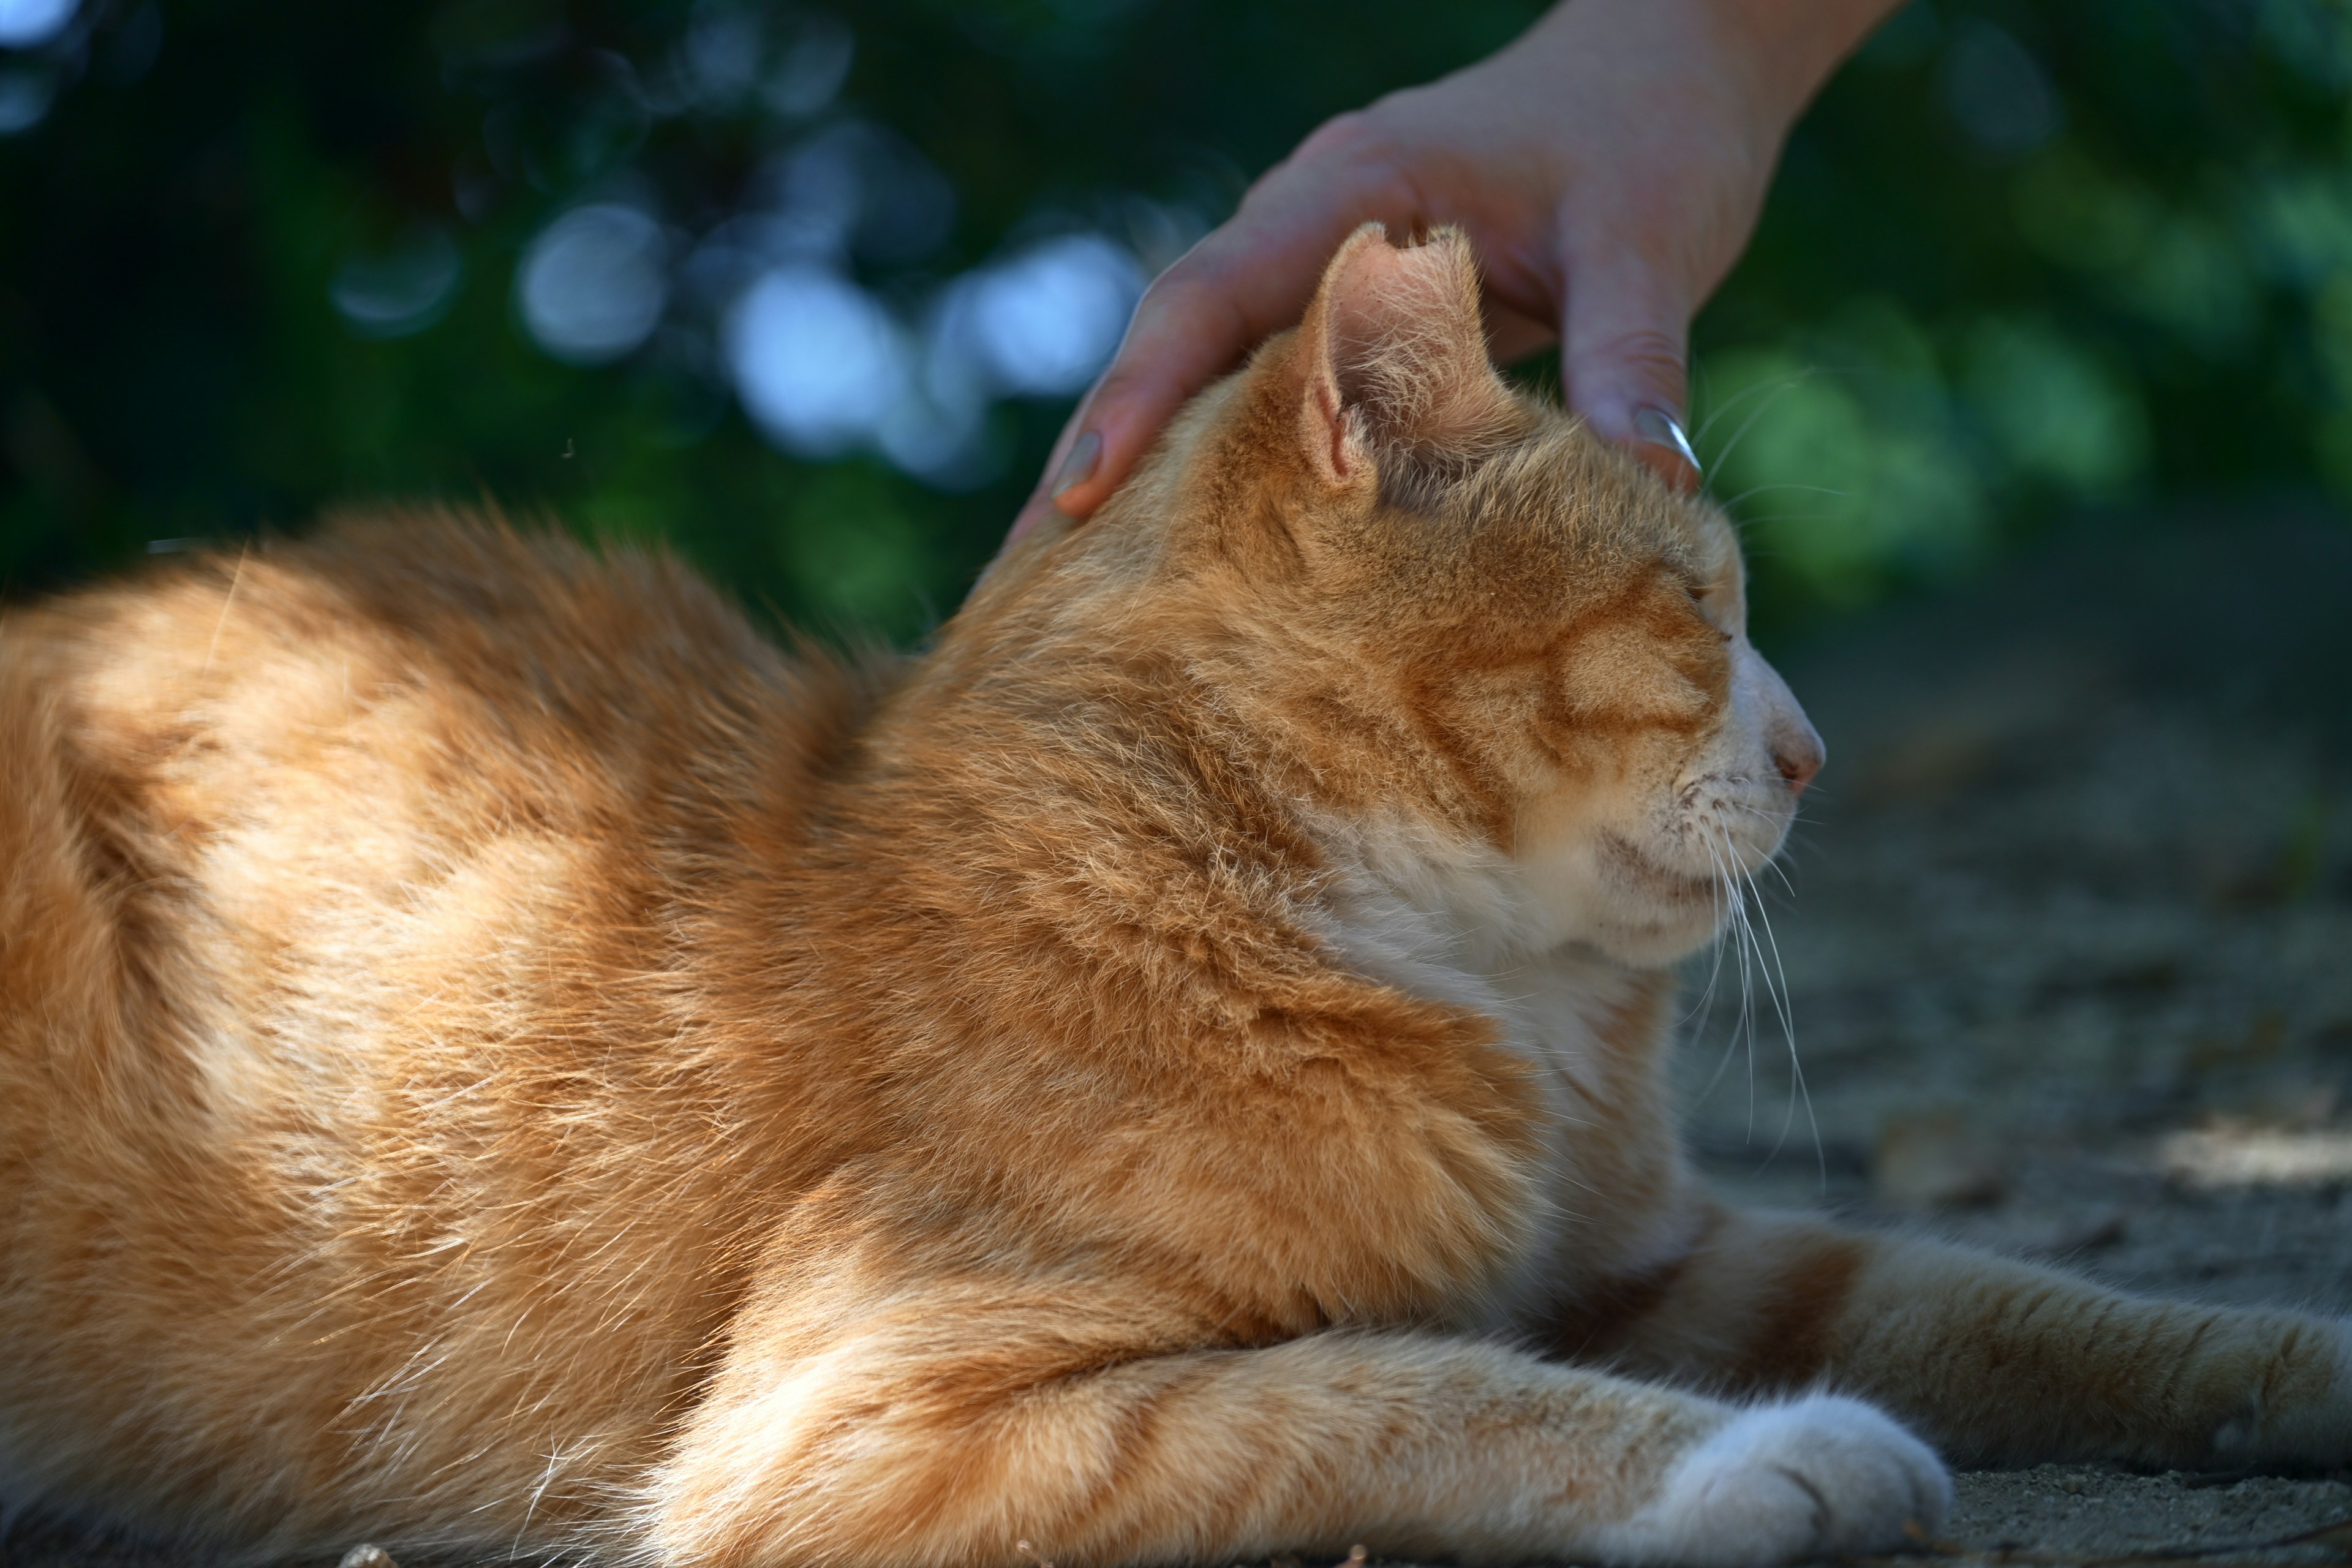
[2,228,2346,1568]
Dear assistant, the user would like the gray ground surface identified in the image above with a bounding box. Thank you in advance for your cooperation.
[6,514,2349,1567]
[1682,510,2352,1561]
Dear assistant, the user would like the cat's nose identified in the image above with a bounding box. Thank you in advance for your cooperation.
[1773,720,1825,799]
[1744,648,1824,799]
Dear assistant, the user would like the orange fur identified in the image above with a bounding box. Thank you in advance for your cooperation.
[2,228,2345,1567]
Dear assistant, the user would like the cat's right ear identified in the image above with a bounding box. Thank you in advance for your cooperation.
[1294,224,1515,490]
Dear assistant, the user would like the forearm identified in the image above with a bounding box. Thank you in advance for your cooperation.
[1513,0,1905,135]
[1577,1203,2352,1468]
[656,1292,1945,1568]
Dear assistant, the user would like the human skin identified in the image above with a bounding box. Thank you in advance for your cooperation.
[1006,0,1905,544]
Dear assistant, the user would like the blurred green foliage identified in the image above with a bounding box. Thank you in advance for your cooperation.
[1703,0,2352,617]
[2,0,2348,642]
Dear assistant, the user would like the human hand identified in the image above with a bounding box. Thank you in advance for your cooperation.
[1006,0,1901,546]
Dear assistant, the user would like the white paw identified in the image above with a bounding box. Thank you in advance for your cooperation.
[1598,1395,1950,1567]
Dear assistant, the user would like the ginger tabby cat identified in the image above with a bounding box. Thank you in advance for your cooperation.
[2,227,2347,1567]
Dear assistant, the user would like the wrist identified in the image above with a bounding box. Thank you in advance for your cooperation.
[1518,0,1902,137]
[1702,0,1909,123]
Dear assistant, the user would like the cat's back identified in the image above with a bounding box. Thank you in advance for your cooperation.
[9,508,803,837]
[1,510,822,1073]
[0,510,873,1547]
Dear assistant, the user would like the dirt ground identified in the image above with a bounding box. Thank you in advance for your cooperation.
[1680,509,2352,1562]
[5,513,2350,1567]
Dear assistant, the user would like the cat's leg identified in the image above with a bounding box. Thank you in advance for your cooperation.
[1556,1200,2352,1469]
[645,1267,1948,1568]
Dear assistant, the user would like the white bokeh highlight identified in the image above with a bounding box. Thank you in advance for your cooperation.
[725,265,908,457]
[511,115,1151,487]
[714,229,1141,480]
[0,0,76,49]
[964,234,1144,396]
[518,204,670,364]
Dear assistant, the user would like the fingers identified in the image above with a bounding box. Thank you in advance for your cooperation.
[1025,114,1427,525]
[1003,410,1090,549]
[1031,260,1261,522]
[994,269,1243,557]
[1559,251,1700,494]
[1000,263,1554,559]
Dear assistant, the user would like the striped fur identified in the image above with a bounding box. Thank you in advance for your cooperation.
[1,228,2344,1567]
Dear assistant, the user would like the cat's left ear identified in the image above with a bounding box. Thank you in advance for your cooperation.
[1294,224,1515,489]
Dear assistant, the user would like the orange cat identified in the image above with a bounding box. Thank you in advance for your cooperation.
[2,227,2345,1567]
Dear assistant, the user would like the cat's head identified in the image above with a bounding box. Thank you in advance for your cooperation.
[983,225,1822,969]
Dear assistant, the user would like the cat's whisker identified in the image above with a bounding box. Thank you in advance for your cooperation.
[1678,944,1728,1030]
[1714,797,1814,894]
[1692,830,1747,1102]
[1687,370,1777,445]
[1699,375,1820,481]
[1708,818,1791,1166]
[1712,481,1853,513]
[1707,821,1762,1141]
[1692,368,1820,456]
[1741,854,1823,1186]
[1701,361,1891,483]
[1720,510,1858,540]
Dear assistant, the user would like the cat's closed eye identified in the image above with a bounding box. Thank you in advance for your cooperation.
[1670,570,1733,638]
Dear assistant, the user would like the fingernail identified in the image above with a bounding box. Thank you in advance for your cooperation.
[1050,429,1102,502]
[1632,407,1702,476]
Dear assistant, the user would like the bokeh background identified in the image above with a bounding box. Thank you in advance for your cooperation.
[3,0,2349,640]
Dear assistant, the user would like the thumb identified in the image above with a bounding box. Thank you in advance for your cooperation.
[1559,255,1700,494]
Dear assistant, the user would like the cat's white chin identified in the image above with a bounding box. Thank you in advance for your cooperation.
[1513,791,1794,967]
[1532,840,1721,966]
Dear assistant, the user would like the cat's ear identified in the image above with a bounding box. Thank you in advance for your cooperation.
[1294,224,1515,489]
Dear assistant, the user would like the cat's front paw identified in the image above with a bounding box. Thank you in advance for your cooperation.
[1600,1395,1950,1567]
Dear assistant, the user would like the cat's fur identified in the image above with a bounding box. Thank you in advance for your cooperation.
[2,228,2346,1567]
